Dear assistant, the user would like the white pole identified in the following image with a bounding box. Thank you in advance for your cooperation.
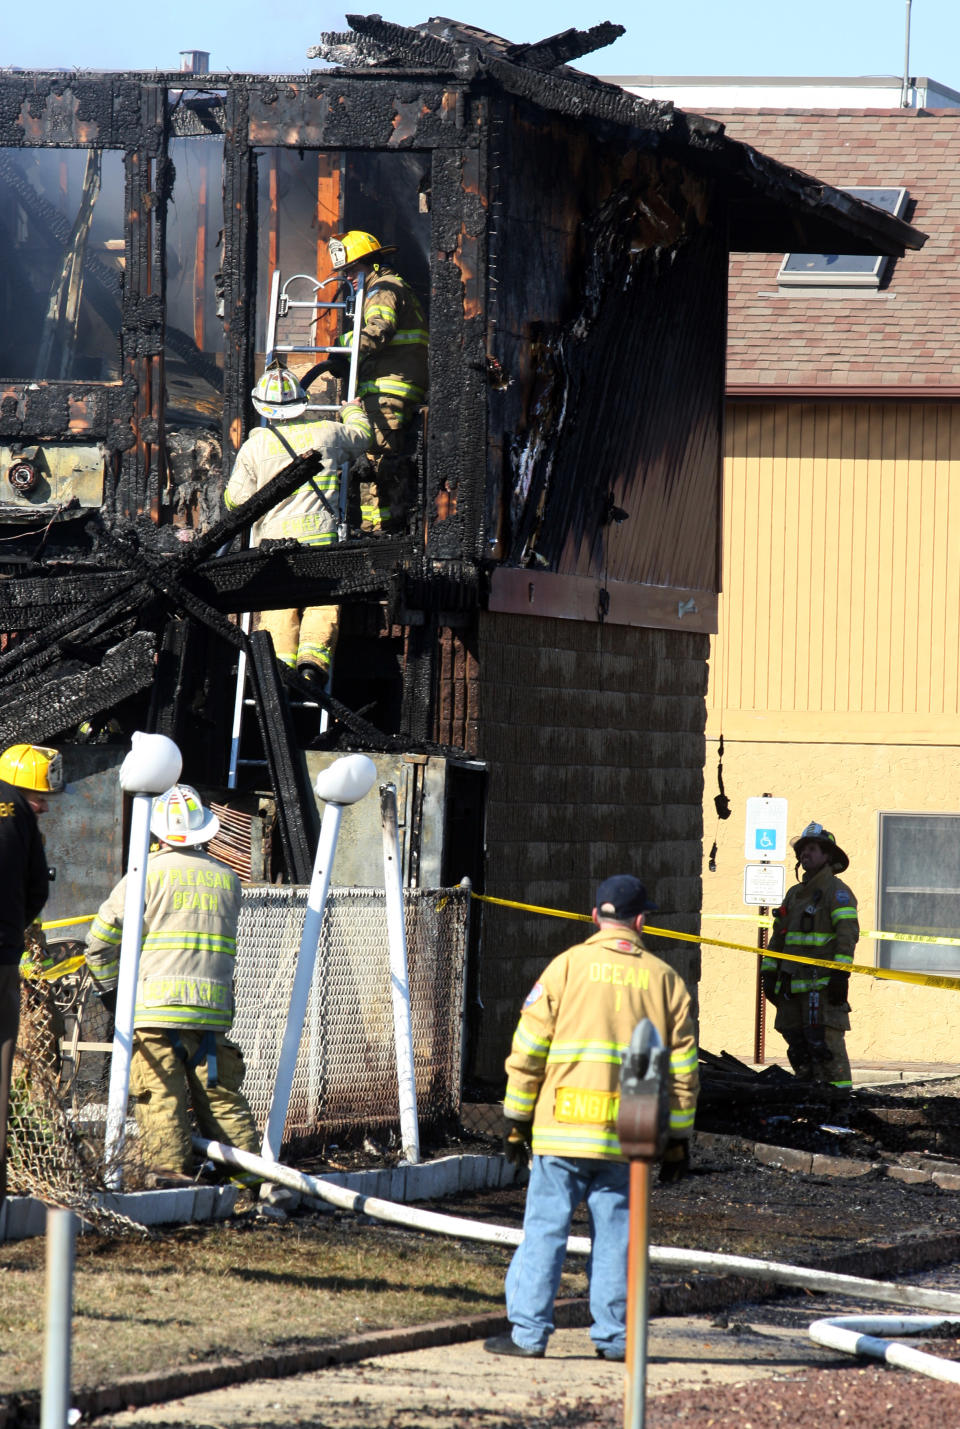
[261,754,377,1163]
[103,792,153,1189]
[380,783,419,1164]
[41,1207,76,1429]
[261,801,343,1163]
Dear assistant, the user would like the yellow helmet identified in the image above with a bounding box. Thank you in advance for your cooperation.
[0,743,62,794]
[328,230,397,271]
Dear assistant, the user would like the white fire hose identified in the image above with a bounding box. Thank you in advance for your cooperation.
[196,1136,960,1382]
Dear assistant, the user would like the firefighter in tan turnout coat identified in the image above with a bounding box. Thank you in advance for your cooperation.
[224,365,372,685]
[484,875,699,1362]
[85,785,260,1182]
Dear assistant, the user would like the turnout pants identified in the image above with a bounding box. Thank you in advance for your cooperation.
[773,998,852,1094]
[351,395,419,534]
[257,604,340,673]
[129,1028,260,1175]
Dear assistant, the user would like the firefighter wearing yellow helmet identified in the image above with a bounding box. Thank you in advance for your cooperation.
[224,364,372,686]
[760,821,858,1109]
[0,743,60,1207]
[85,784,262,1188]
[323,229,428,534]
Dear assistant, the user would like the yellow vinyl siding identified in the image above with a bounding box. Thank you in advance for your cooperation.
[710,402,960,736]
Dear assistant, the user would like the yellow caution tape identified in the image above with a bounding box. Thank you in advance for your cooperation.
[704,912,960,948]
[41,915,94,931]
[471,893,960,993]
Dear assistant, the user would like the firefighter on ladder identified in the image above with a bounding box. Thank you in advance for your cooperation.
[224,364,372,688]
[315,230,428,536]
[761,821,858,1110]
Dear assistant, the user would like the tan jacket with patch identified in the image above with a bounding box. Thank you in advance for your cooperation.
[223,410,371,546]
[85,847,242,1032]
[503,926,699,1159]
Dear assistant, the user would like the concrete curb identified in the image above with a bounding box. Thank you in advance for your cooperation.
[697,1129,960,1189]
[0,1154,522,1243]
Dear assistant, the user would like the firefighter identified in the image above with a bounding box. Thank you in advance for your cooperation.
[0,743,61,1207]
[84,784,262,1187]
[224,364,372,687]
[761,821,858,1103]
[483,875,699,1361]
[320,230,428,535]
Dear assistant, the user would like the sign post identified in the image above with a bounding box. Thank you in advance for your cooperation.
[744,795,787,1067]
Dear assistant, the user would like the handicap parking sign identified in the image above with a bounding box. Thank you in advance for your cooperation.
[744,798,788,862]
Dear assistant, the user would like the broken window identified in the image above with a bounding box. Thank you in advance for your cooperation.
[253,149,431,387]
[0,147,125,381]
[877,812,960,973]
[165,136,225,427]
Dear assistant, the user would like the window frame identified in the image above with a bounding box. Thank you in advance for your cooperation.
[876,810,960,974]
[777,186,910,289]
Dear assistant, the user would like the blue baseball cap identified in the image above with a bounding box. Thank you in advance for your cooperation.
[595,875,658,919]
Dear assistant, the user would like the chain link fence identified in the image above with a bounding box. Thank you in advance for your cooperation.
[234,885,469,1147]
[5,885,470,1227]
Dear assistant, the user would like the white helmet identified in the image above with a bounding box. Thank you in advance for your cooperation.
[251,363,307,420]
[151,784,220,847]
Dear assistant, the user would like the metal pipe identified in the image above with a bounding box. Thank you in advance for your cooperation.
[41,1208,76,1429]
[261,800,344,1163]
[380,783,419,1163]
[625,1160,651,1429]
[103,793,153,1188]
[901,0,913,107]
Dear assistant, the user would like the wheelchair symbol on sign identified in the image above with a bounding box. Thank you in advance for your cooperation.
[755,829,776,851]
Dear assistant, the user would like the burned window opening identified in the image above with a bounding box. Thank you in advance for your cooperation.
[0,147,125,382]
[251,148,431,387]
[165,136,225,430]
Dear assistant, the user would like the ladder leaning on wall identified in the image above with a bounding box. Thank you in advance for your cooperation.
[227,269,366,791]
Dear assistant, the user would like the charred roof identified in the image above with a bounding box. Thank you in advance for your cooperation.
[307,14,926,259]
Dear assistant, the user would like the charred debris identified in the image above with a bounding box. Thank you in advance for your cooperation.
[0,16,925,899]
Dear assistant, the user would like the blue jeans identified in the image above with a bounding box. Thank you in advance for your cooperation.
[505,1154,630,1355]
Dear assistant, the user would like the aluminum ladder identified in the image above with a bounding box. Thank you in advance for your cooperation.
[227,269,365,790]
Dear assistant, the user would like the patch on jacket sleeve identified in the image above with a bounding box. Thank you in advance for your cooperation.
[834,889,849,904]
[523,982,544,1010]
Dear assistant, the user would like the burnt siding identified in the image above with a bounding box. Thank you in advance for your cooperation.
[485,97,723,594]
[472,608,705,1082]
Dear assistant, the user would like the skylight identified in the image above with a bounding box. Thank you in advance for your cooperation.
[777,187,910,288]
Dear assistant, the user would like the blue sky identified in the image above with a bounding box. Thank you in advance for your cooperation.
[5,1,960,92]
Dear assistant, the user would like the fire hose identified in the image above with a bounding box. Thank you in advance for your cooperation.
[195,1135,960,1388]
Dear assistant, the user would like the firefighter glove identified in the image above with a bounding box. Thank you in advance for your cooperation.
[827,971,850,1006]
[761,972,779,1004]
[96,985,117,1017]
[314,352,351,379]
[658,1139,690,1184]
[502,1117,532,1168]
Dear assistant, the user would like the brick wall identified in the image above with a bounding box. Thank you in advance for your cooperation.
[471,610,707,1082]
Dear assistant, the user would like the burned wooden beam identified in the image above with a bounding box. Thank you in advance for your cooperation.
[247,629,320,883]
[0,629,156,747]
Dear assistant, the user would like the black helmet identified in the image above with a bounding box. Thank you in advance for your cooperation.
[791,821,849,873]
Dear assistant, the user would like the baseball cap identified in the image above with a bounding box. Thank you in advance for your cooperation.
[595,874,658,919]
